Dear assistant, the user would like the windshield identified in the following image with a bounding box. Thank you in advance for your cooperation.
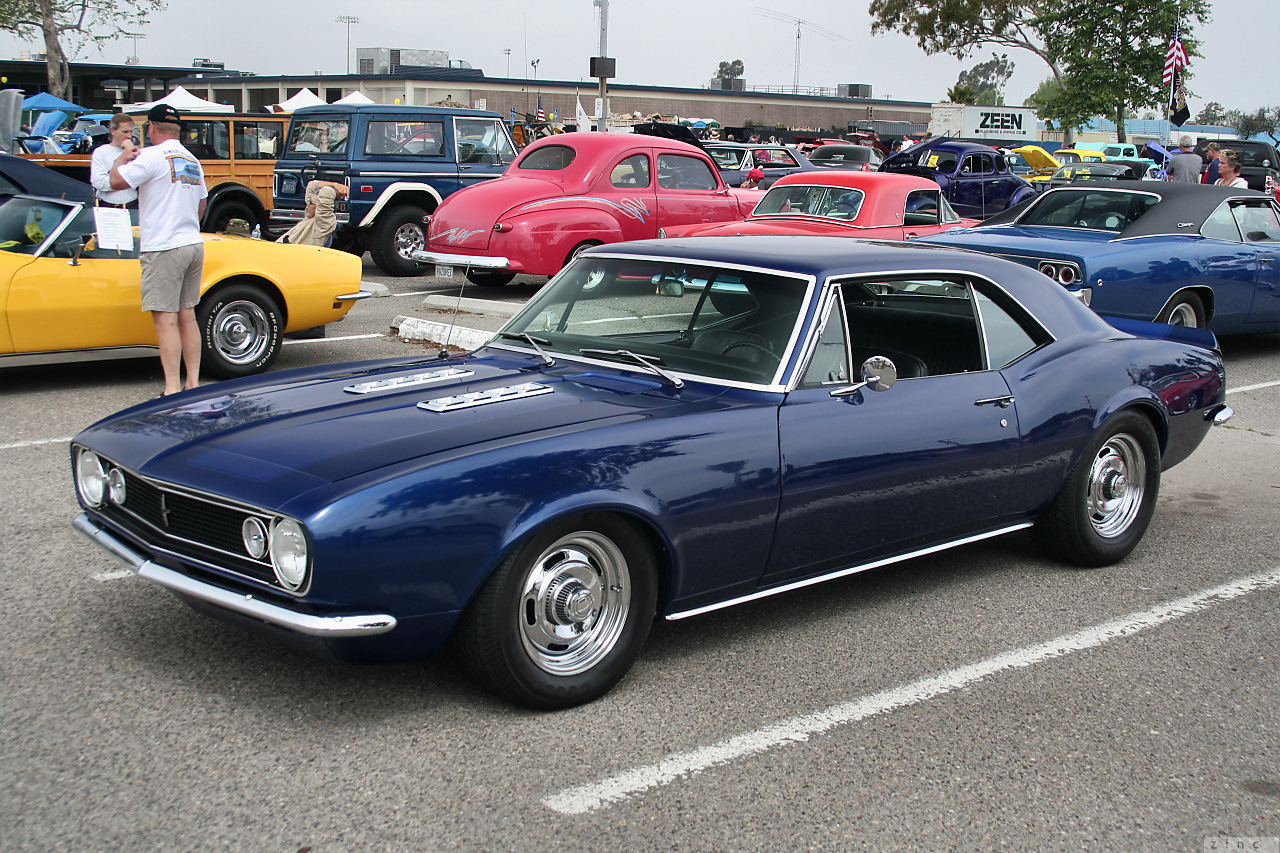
[286,118,350,155]
[811,147,872,164]
[706,147,746,169]
[0,197,73,255]
[501,255,811,385]
[1019,189,1158,231]
[753,184,865,220]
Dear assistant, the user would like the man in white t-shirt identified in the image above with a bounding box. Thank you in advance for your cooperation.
[89,113,138,207]
[109,103,208,396]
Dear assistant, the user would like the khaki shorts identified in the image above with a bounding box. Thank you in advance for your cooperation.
[140,243,204,313]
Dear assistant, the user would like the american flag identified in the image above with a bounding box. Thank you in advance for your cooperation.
[536,96,545,122]
[1162,23,1188,86]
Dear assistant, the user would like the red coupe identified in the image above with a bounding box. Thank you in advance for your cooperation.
[660,171,978,240]
[414,131,763,284]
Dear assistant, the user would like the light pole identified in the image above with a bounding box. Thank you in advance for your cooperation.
[530,58,540,81]
[335,15,359,74]
[122,31,145,65]
[504,48,511,77]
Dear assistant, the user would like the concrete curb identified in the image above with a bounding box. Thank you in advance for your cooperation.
[420,294,523,316]
[393,315,493,351]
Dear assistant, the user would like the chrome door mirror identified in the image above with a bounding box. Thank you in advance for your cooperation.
[830,355,898,397]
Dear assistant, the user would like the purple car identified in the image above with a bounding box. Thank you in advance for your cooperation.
[880,136,1036,219]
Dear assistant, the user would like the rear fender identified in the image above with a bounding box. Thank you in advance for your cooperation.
[1105,315,1220,354]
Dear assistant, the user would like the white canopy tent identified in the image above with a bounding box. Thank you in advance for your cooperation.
[335,91,375,105]
[122,85,234,114]
[268,88,326,113]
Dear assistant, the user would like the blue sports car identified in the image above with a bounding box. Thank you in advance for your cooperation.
[921,181,1280,334]
[71,237,1230,708]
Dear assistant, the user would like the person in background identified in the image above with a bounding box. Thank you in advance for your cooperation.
[278,180,349,246]
[109,104,208,396]
[1202,142,1222,184]
[1214,150,1248,188]
[90,113,138,207]
[740,167,766,189]
[1165,135,1204,182]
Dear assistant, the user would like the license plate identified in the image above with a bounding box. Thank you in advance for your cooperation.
[435,264,453,279]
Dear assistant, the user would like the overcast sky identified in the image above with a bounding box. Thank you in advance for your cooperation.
[1,0,1272,115]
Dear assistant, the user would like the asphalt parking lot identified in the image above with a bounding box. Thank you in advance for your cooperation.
[2,258,1278,851]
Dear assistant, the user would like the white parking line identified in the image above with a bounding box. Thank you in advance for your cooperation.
[0,436,74,451]
[91,570,133,582]
[283,332,385,345]
[543,568,1280,815]
[1229,378,1280,394]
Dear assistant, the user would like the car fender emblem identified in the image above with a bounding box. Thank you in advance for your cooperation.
[159,494,171,528]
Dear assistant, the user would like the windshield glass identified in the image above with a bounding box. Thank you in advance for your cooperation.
[455,117,517,164]
[1019,189,1158,231]
[753,184,865,220]
[501,255,811,385]
[0,197,73,255]
[286,118,350,155]
[706,147,746,169]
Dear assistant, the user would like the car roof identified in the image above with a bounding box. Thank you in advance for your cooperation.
[769,171,940,192]
[984,180,1272,237]
[0,154,94,203]
[290,103,503,118]
[521,130,707,158]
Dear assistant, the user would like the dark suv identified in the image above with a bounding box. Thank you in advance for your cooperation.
[272,104,517,275]
[1195,138,1280,194]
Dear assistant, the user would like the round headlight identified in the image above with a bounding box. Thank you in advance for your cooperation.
[242,517,268,559]
[76,449,108,508]
[269,518,309,591]
[107,467,127,505]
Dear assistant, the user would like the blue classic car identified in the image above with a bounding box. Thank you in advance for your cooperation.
[880,136,1037,219]
[71,237,1230,709]
[920,181,1280,334]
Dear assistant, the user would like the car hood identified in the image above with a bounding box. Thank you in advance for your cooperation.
[879,135,948,169]
[428,176,566,250]
[74,351,724,513]
[1012,145,1061,172]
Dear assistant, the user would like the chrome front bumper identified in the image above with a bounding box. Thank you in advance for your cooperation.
[73,513,396,638]
[410,249,511,270]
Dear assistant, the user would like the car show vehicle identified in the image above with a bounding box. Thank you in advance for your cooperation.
[920,182,1280,334]
[1052,148,1106,165]
[806,144,884,171]
[271,104,518,276]
[71,235,1230,709]
[1046,162,1139,187]
[414,131,761,284]
[702,141,817,187]
[659,171,977,239]
[1009,145,1061,185]
[878,136,1036,219]
[0,195,368,376]
[0,152,94,202]
[23,112,290,234]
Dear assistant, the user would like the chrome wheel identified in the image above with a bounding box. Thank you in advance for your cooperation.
[1086,433,1147,538]
[394,221,427,259]
[518,531,630,676]
[209,299,271,365]
[1166,302,1198,327]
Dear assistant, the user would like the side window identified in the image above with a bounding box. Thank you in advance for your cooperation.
[455,118,516,164]
[904,190,940,226]
[180,121,229,160]
[1201,203,1242,242]
[233,122,259,159]
[656,154,718,190]
[974,288,1045,368]
[839,277,984,378]
[366,121,444,156]
[801,296,852,386]
[1231,202,1280,243]
[610,154,650,188]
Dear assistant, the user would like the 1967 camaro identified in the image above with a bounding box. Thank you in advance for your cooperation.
[71,237,1230,709]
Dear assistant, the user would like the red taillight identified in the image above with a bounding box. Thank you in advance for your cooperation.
[1038,262,1056,278]
[1058,265,1076,285]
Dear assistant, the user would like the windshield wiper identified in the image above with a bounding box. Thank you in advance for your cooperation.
[579,348,684,388]
[499,332,555,366]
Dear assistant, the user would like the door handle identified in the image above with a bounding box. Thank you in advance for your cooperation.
[974,395,1015,408]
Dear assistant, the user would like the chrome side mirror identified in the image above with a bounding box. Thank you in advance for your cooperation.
[830,355,898,397]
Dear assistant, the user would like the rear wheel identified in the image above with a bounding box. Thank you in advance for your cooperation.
[457,515,657,709]
[563,240,601,271]
[1032,411,1161,567]
[369,205,430,276]
[196,284,283,378]
[1156,291,1206,328]
[204,199,258,235]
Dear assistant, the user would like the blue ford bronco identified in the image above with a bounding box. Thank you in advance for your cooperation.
[271,104,517,275]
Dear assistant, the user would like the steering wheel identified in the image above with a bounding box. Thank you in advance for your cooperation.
[720,340,779,366]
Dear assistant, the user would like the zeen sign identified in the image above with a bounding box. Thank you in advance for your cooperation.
[964,106,1036,141]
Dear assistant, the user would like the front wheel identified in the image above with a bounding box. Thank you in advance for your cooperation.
[457,515,658,709]
[369,205,430,276]
[563,240,602,271]
[1032,411,1161,567]
[196,284,284,378]
[1156,291,1206,328]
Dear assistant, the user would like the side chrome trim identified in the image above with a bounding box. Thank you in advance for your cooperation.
[665,522,1035,621]
[1211,404,1234,426]
[73,514,397,638]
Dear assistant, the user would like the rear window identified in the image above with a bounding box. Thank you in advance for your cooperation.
[1020,189,1158,231]
[286,118,350,155]
[519,145,577,170]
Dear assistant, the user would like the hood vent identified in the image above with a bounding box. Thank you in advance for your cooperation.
[344,367,474,395]
[419,382,553,412]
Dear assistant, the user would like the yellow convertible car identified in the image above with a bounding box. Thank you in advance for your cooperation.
[0,195,368,377]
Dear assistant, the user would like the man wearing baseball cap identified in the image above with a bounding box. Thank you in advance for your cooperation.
[109,103,209,396]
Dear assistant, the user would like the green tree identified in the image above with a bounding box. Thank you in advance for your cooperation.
[715,59,745,82]
[956,52,1014,104]
[1195,101,1227,126]
[868,0,1210,143]
[946,83,977,104]
[1235,107,1280,144]
[0,0,165,98]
